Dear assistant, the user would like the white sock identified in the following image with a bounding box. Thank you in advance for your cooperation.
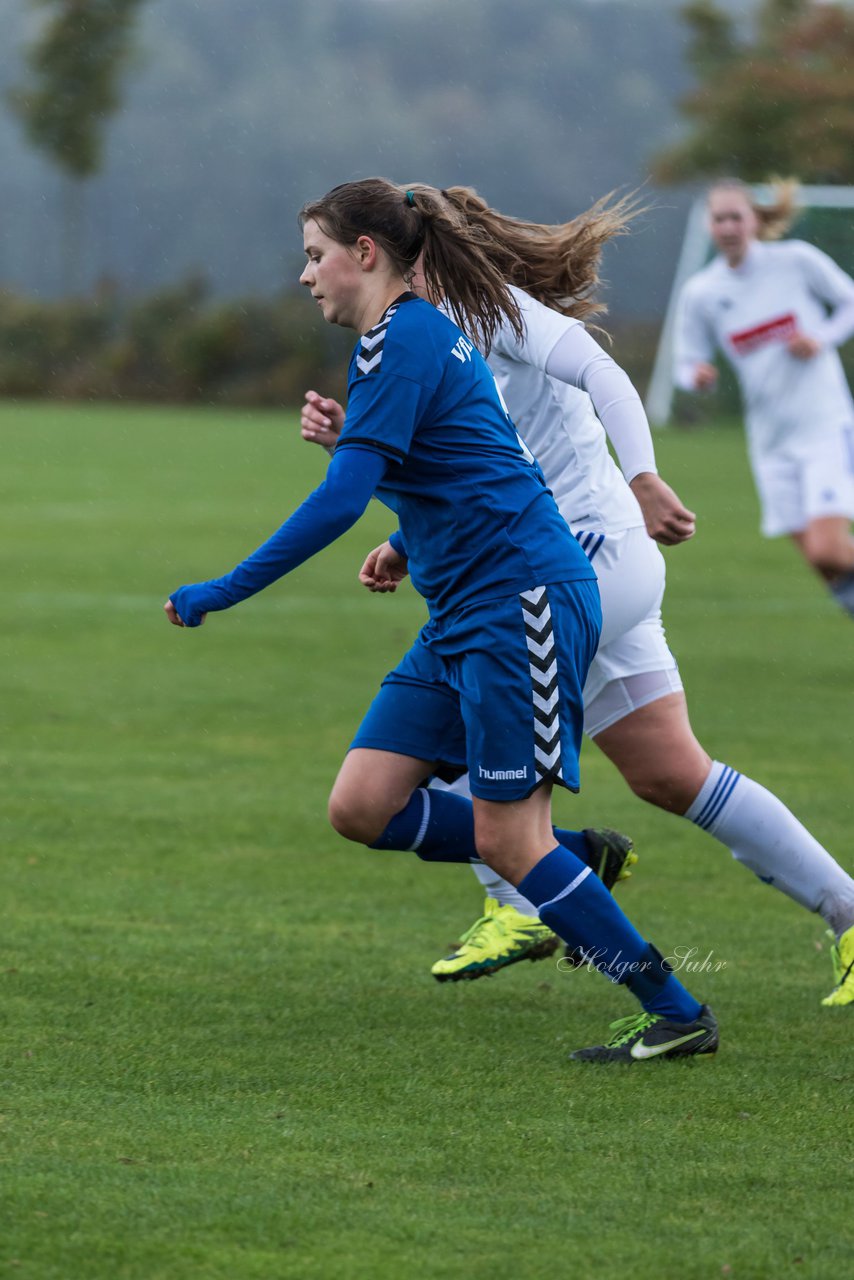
[471,861,539,915]
[684,761,854,936]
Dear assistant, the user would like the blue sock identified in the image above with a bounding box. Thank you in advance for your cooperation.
[370,790,592,866]
[369,788,478,862]
[518,845,702,1023]
[552,826,590,860]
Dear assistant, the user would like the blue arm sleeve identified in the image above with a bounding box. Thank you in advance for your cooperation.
[170,446,389,627]
[388,528,408,558]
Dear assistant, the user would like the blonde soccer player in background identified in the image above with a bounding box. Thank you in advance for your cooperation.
[674,178,854,619]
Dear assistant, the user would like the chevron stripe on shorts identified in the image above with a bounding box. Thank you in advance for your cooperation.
[520,586,563,783]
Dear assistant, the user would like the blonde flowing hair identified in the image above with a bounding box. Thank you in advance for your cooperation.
[708,177,801,241]
[439,185,646,324]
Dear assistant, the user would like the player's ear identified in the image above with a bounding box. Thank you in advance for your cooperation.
[355,235,379,270]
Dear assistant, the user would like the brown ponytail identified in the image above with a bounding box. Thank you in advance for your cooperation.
[299,177,522,350]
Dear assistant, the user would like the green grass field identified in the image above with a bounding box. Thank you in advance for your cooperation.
[2,400,852,1280]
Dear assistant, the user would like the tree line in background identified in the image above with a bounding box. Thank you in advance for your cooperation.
[8,0,146,294]
[0,280,354,406]
[15,1,851,201]
[2,0,690,304]
[655,0,854,184]
[2,0,854,405]
[0,280,665,406]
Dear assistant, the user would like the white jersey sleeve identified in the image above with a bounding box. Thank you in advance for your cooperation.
[673,275,717,390]
[544,326,657,483]
[487,287,645,533]
[789,240,854,350]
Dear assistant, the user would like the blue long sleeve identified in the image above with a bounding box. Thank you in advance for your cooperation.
[170,446,389,627]
[389,528,408,559]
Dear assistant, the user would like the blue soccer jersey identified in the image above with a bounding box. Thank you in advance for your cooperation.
[336,293,595,617]
[169,292,596,632]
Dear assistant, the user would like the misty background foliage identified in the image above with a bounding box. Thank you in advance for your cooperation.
[0,0,697,305]
[2,0,852,405]
[655,0,854,183]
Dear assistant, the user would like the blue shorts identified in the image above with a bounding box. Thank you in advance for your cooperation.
[351,579,601,801]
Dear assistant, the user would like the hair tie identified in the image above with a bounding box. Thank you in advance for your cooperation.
[405,190,416,207]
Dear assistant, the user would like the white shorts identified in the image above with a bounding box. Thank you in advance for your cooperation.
[573,524,683,738]
[750,427,854,537]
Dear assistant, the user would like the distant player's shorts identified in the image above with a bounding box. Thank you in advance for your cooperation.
[350,578,601,801]
[750,426,854,537]
[575,525,683,737]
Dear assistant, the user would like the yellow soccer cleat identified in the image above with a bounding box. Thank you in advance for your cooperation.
[431,897,559,982]
[821,924,854,1007]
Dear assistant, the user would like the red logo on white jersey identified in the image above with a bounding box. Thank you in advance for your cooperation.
[729,313,797,355]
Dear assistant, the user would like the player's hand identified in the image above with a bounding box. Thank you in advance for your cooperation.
[163,599,206,627]
[301,390,345,449]
[692,362,718,391]
[787,332,820,360]
[359,541,409,593]
[629,472,696,546]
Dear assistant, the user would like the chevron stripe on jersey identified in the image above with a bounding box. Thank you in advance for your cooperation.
[520,586,563,782]
[575,529,606,563]
[356,302,402,376]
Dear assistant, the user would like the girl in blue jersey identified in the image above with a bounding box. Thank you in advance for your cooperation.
[165,178,717,1063]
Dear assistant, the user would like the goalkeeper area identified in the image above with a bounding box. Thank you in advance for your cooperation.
[646,184,854,426]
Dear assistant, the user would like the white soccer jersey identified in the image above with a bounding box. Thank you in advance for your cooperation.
[675,240,854,457]
[486,287,645,534]
[439,288,680,720]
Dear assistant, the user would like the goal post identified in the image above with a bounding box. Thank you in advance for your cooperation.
[644,184,854,426]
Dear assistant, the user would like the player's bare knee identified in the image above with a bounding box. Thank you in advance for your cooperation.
[473,832,500,867]
[802,545,841,577]
[327,795,359,842]
[472,830,528,882]
[471,824,506,870]
[328,781,414,845]
[327,789,378,844]
[800,531,853,577]
[624,767,698,814]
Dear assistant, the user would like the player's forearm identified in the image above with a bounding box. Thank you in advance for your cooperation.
[673,290,716,392]
[545,327,656,482]
[580,375,657,483]
[170,446,387,626]
[814,297,854,351]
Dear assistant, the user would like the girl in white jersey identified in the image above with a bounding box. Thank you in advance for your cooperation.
[675,178,854,619]
[302,184,854,1008]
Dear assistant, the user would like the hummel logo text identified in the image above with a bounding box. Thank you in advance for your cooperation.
[478,765,528,780]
